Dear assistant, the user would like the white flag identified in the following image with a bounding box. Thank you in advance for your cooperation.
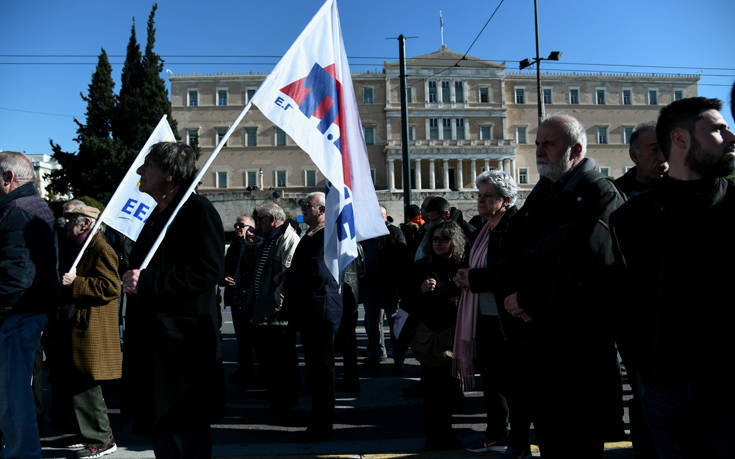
[250,0,387,282]
[100,115,175,240]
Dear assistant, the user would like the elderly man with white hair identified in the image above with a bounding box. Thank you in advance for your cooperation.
[0,151,58,459]
[499,114,625,459]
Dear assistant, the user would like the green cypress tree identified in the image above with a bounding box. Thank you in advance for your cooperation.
[114,18,146,154]
[142,3,179,139]
[49,49,121,201]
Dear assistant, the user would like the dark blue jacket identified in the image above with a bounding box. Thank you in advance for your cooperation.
[0,183,59,316]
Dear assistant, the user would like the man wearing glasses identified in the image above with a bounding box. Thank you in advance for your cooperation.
[222,215,258,386]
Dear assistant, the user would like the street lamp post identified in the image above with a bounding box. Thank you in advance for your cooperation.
[519,0,562,127]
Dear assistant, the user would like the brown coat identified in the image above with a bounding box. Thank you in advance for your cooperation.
[67,231,122,380]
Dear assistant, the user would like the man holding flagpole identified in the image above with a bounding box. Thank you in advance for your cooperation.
[121,142,225,458]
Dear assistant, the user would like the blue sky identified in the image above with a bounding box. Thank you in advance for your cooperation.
[1,0,733,155]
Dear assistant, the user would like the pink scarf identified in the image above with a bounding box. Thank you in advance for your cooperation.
[452,220,491,390]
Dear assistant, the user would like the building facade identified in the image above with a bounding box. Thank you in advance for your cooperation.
[169,46,698,220]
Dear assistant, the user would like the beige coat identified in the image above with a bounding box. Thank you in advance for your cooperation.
[68,232,122,380]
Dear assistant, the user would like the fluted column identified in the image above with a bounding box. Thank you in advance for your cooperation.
[470,159,477,189]
[484,159,490,172]
[387,159,395,190]
[443,159,450,190]
[457,159,464,190]
[429,159,436,190]
[510,158,516,180]
[414,158,422,190]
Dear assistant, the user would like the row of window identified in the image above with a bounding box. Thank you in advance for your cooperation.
[187,126,377,147]
[515,165,626,185]
[213,168,377,189]
[187,88,257,107]
[514,87,684,106]
[515,125,649,145]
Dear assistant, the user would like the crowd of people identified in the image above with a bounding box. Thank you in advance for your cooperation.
[1,94,734,459]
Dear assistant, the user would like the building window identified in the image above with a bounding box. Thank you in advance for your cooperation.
[217,171,228,188]
[216,128,228,147]
[455,81,464,103]
[275,128,286,146]
[409,125,415,141]
[246,128,257,147]
[275,170,287,188]
[518,167,528,185]
[480,125,492,140]
[596,88,606,105]
[569,88,579,105]
[305,169,317,187]
[543,88,552,105]
[217,88,228,106]
[406,87,413,103]
[674,89,684,101]
[363,87,374,104]
[648,89,659,105]
[515,87,525,104]
[429,119,439,139]
[442,118,452,139]
[246,170,258,188]
[598,127,608,144]
[516,126,527,144]
[185,128,199,147]
[479,87,489,103]
[622,88,632,105]
[456,119,465,140]
[624,126,635,145]
[599,167,610,177]
[441,81,451,103]
[187,89,198,107]
[363,126,375,145]
[428,81,437,103]
[246,88,256,102]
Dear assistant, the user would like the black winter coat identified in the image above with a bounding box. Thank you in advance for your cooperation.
[122,192,225,435]
[500,158,625,347]
[0,183,58,316]
[611,176,735,384]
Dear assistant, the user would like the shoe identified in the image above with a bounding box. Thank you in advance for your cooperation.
[66,442,86,450]
[76,436,117,458]
[501,446,533,459]
[466,438,507,453]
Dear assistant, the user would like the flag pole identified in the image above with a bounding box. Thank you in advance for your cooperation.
[67,115,171,273]
[139,102,254,269]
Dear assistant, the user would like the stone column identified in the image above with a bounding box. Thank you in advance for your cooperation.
[484,159,490,171]
[443,159,450,190]
[510,158,516,180]
[457,159,464,190]
[387,159,395,190]
[429,159,436,190]
[451,118,457,140]
[470,159,477,189]
[414,158,422,190]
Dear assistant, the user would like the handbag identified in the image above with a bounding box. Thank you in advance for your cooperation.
[410,321,454,367]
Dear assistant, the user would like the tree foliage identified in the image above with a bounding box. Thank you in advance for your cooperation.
[50,3,177,203]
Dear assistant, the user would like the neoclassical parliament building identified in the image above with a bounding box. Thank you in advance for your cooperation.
[169,46,698,219]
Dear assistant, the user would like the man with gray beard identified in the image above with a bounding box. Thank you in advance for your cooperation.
[498,115,625,459]
[611,97,735,459]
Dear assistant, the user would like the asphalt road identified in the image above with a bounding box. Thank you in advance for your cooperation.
[39,304,636,458]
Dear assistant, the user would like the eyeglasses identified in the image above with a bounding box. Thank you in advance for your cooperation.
[234,223,253,231]
[431,236,451,244]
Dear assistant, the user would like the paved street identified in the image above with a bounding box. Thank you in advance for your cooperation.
[40,304,636,458]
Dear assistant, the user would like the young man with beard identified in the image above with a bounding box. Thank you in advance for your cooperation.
[611,97,735,459]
